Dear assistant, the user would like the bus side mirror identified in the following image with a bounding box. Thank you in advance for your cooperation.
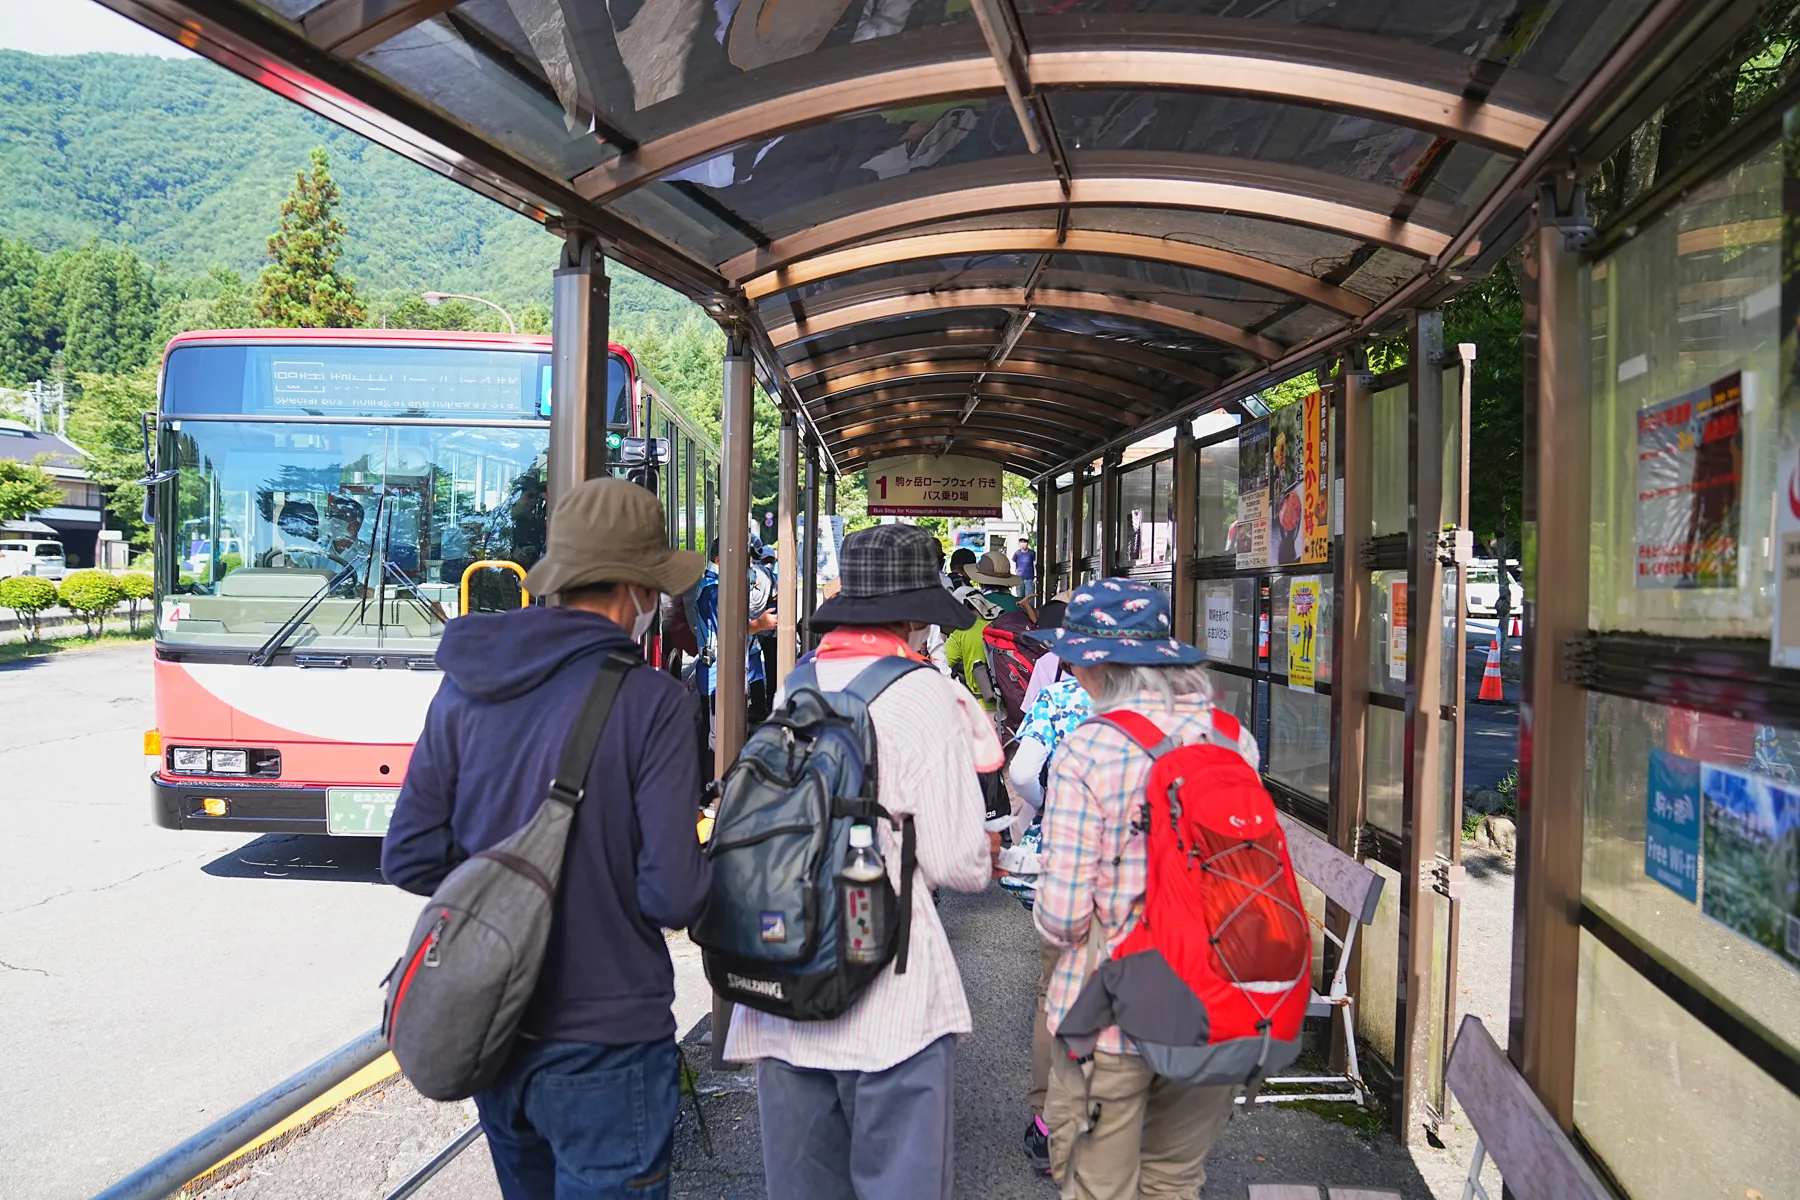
[135,411,176,524]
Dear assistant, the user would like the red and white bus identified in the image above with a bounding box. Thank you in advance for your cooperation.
[146,328,717,837]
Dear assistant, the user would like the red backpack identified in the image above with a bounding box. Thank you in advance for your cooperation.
[981,608,1044,739]
[1055,707,1311,1089]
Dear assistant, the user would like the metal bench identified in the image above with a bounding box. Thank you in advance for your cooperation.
[1246,814,1386,1106]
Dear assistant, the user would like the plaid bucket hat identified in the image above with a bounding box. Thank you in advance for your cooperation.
[1023,577,1204,666]
[809,524,975,632]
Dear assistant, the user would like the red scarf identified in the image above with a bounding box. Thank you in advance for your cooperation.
[814,626,924,662]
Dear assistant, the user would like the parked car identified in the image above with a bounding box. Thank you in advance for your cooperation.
[0,539,67,581]
[1468,559,1522,616]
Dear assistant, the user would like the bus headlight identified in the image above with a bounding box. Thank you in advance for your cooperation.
[210,749,249,774]
[171,747,209,773]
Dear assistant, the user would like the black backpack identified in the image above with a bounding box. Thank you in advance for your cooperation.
[382,651,636,1100]
[691,656,924,1021]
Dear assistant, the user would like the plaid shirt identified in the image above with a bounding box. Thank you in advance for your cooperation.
[1034,693,1261,1056]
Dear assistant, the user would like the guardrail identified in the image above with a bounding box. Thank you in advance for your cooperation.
[92,1027,389,1200]
[92,1027,488,1200]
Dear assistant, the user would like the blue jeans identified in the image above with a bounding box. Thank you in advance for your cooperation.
[474,1035,678,1200]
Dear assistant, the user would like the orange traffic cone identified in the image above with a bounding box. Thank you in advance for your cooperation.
[1478,638,1504,702]
[1509,614,1521,637]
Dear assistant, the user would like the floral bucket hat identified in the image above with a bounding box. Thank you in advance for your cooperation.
[1022,577,1204,666]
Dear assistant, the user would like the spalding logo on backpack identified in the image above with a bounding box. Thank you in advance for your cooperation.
[1056,707,1311,1089]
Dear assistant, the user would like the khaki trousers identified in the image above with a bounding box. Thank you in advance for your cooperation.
[1029,937,1063,1115]
[1045,1051,1237,1200]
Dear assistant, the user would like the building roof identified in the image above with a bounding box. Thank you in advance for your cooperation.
[0,421,89,475]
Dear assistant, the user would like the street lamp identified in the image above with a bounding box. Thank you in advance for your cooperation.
[421,291,517,334]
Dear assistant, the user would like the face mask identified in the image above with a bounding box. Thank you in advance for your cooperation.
[630,588,658,641]
[906,625,931,653]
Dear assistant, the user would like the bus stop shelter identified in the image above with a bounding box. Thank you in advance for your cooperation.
[96,0,1800,1195]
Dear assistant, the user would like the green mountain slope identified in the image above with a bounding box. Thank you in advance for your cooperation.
[0,49,686,321]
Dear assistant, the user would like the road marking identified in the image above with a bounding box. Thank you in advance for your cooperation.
[190,1053,400,1187]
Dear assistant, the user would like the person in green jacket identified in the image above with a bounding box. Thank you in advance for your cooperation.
[945,584,1001,710]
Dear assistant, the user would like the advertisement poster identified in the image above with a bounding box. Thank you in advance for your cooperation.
[1387,580,1408,681]
[1699,763,1800,970]
[1302,390,1330,564]
[1287,576,1321,692]
[1235,421,1270,569]
[1776,108,1800,664]
[1646,750,1701,901]
[1204,586,1234,660]
[1634,372,1743,589]
[866,454,1003,518]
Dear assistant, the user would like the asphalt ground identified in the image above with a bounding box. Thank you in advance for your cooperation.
[0,643,425,1199]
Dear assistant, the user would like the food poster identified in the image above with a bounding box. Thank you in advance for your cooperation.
[1204,585,1233,659]
[1646,750,1701,901]
[1387,580,1408,681]
[1698,763,1800,970]
[1287,576,1322,692]
[1235,420,1270,569]
[1268,403,1307,564]
[1633,372,1743,589]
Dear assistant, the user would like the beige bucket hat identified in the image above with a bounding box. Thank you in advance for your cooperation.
[967,549,1022,587]
[522,477,705,598]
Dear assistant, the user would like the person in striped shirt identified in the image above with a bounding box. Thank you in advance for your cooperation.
[1029,578,1261,1200]
[725,523,1002,1200]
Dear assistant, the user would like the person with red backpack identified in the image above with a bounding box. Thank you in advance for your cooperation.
[1028,579,1311,1200]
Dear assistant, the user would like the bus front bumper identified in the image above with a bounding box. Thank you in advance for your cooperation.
[150,773,329,834]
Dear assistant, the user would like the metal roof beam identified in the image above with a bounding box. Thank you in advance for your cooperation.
[836,435,1062,473]
[782,327,1219,388]
[811,381,1149,428]
[572,34,1548,204]
[745,228,1374,317]
[812,397,1120,440]
[803,358,1169,410]
[300,0,458,59]
[765,287,1284,361]
[725,155,1453,281]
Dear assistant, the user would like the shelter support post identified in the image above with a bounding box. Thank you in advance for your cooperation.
[1397,311,1446,1142]
[548,229,610,520]
[825,467,837,519]
[1038,478,1056,600]
[1172,421,1198,636]
[1329,353,1373,1072]
[1099,452,1119,576]
[802,437,819,648]
[776,411,799,686]
[1509,181,1590,1128]
[712,334,755,1071]
[1068,469,1087,586]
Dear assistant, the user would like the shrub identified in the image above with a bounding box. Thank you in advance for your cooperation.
[59,569,125,637]
[119,571,154,632]
[0,575,59,640]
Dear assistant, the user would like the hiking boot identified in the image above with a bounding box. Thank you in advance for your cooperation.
[1023,1114,1051,1175]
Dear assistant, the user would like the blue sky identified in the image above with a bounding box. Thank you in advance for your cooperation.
[0,0,193,56]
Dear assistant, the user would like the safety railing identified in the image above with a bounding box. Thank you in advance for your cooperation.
[90,1027,484,1200]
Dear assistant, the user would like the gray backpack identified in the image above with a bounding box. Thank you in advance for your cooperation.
[381,651,637,1101]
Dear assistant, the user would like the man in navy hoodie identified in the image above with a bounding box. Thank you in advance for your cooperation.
[384,477,710,1200]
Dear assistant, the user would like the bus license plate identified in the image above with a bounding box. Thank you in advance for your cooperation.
[327,788,400,836]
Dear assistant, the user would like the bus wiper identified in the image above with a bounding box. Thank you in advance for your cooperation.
[251,558,362,666]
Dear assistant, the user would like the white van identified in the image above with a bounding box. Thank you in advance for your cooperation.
[0,539,67,581]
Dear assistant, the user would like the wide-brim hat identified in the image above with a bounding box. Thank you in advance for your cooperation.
[522,477,705,598]
[810,523,975,632]
[967,550,1022,587]
[1023,577,1204,666]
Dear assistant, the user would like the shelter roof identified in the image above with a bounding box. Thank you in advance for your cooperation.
[101,0,1751,476]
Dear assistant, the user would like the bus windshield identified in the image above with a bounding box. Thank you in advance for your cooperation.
[157,419,548,652]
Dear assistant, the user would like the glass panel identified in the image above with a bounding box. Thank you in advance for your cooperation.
[1055,486,1074,563]
[1370,568,1408,698]
[1298,875,1330,994]
[1356,858,1402,1064]
[1269,687,1331,803]
[1575,931,1800,1200]
[1365,703,1406,836]
[1586,144,1779,636]
[1196,436,1239,558]
[1082,481,1099,562]
[1152,458,1176,566]
[1370,383,1409,536]
[1197,576,1257,668]
[1270,574,1290,675]
[1440,363,1464,530]
[157,421,548,648]
[1207,668,1252,730]
[1583,693,1800,1052]
[1077,207,1368,280]
[1118,461,1155,568]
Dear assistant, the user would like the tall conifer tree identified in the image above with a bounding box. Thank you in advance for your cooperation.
[255,147,365,328]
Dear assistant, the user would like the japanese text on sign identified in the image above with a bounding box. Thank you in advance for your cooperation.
[866,454,1004,518]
